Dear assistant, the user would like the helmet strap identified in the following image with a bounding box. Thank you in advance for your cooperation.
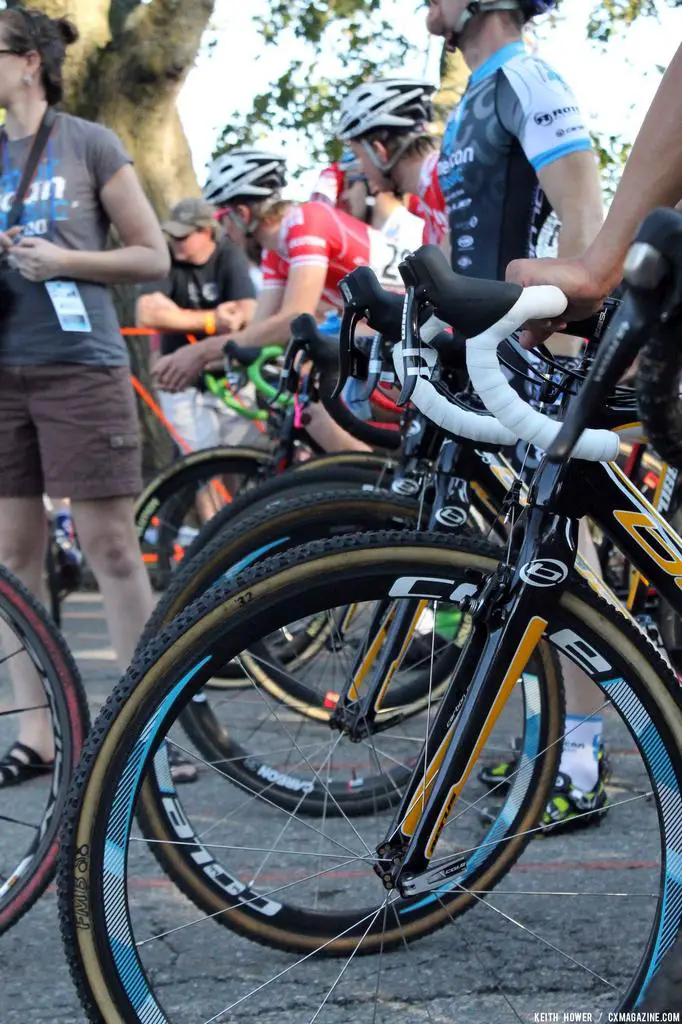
[448,0,523,50]
[360,133,426,179]
[243,194,284,236]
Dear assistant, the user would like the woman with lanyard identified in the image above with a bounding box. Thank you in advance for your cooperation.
[0,7,168,787]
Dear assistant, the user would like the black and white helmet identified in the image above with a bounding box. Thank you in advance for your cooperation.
[203,149,287,207]
[336,79,436,142]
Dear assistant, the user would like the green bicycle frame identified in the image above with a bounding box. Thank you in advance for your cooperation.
[203,345,293,422]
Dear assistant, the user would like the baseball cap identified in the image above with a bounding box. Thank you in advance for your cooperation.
[161,198,217,239]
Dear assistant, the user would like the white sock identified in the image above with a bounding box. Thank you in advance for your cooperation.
[558,716,603,793]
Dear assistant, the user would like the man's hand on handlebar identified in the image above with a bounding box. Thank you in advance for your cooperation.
[505,255,609,348]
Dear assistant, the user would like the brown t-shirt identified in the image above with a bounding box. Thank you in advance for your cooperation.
[0,112,132,365]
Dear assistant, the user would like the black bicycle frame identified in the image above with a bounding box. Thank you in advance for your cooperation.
[330,436,519,739]
[375,448,682,889]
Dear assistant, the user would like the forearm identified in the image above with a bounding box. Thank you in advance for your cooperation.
[222,309,295,350]
[557,200,604,260]
[191,309,296,372]
[585,44,682,289]
[138,306,215,333]
[59,246,170,286]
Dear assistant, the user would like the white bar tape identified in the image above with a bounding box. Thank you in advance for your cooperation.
[392,341,517,446]
[465,286,621,462]
[421,315,450,343]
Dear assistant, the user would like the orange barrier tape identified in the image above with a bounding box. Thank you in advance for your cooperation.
[122,328,266,435]
[129,374,192,454]
[129,373,232,505]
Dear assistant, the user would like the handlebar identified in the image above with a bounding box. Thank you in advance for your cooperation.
[399,245,620,462]
[220,341,292,416]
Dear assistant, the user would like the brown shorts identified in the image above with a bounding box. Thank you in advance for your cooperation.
[0,363,143,500]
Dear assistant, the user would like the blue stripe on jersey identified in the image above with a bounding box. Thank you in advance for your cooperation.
[469,41,526,85]
[531,138,593,171]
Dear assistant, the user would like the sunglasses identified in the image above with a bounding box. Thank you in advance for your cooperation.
[345,173,369,186]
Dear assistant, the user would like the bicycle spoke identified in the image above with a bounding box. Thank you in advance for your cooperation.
[0,647,25,668]
[0,703,49,718]
[371,898,390,1024]
[444,789,655,863]
[442,698,616,834]
[132,837,365,861]
[450,878,615,989]
[157,736,365,860]
[136,855,369,948]
[238,661,376,857]
[203,900,398,1024]
[436,892,526,1024]
[0,813,40,830]
[247,737,340,890]
[308,898,388,1023]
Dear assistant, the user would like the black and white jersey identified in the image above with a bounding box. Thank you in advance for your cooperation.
[438,41,593,280]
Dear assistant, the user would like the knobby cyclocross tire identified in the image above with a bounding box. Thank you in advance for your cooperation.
[177,450,396,564]
[0,564,89,935]
[137,489,441,818]
[59,532,682,1019]
[59,532,574,1024]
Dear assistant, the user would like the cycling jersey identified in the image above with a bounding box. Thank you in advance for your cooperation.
[411,151,448,247]
[310,163,344,207]
[380,204,426,259]
[261,201,412,304]
[438,41,593,279]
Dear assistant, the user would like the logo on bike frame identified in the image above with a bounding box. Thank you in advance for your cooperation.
[519,559,569,587]
[435,506,468,528]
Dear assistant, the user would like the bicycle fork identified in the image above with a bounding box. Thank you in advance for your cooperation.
[376,503,578,894]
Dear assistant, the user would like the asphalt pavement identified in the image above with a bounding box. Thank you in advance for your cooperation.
[0,592,671,1024]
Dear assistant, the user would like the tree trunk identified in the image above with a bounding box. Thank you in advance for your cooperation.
[14,0,215,478]
[433,46,469,136]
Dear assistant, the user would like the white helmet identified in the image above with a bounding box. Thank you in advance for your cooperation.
[203,149,287,207]
[336,79,435,142]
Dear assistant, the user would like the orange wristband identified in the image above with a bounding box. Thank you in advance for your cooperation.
[204,312,217,336]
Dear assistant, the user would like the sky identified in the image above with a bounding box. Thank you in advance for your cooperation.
[177,0,682,197]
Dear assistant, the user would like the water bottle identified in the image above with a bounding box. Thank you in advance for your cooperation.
[318,310,342,336]
[54,509,76,545]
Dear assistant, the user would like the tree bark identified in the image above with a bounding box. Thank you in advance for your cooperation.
[16,0,216,478]
[433,46,469,136]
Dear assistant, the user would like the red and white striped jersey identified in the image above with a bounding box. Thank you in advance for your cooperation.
[261,201,411,306]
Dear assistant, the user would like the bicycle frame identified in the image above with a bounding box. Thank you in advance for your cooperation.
[370,448,682,891]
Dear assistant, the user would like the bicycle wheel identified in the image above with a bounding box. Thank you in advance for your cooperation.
[141,483,420,663]
[639,929,682,1010]
[0,564,89,935]
[177,451,395,565]
[61,532,591,1022]
[60,531,682,1020]
[138,488,464,814]
[134,446,273,590]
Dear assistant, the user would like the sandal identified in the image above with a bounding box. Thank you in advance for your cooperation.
[168,746,199,784]
[0,742,54,788]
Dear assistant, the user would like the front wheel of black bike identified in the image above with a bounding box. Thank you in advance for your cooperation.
[59,531,682,1020]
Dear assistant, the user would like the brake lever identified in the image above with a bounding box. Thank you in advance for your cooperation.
[333,306,363,398]
[221,340,246,392]
[396,286,424,407]
[353,335,384,403]
[271,332,307,406]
